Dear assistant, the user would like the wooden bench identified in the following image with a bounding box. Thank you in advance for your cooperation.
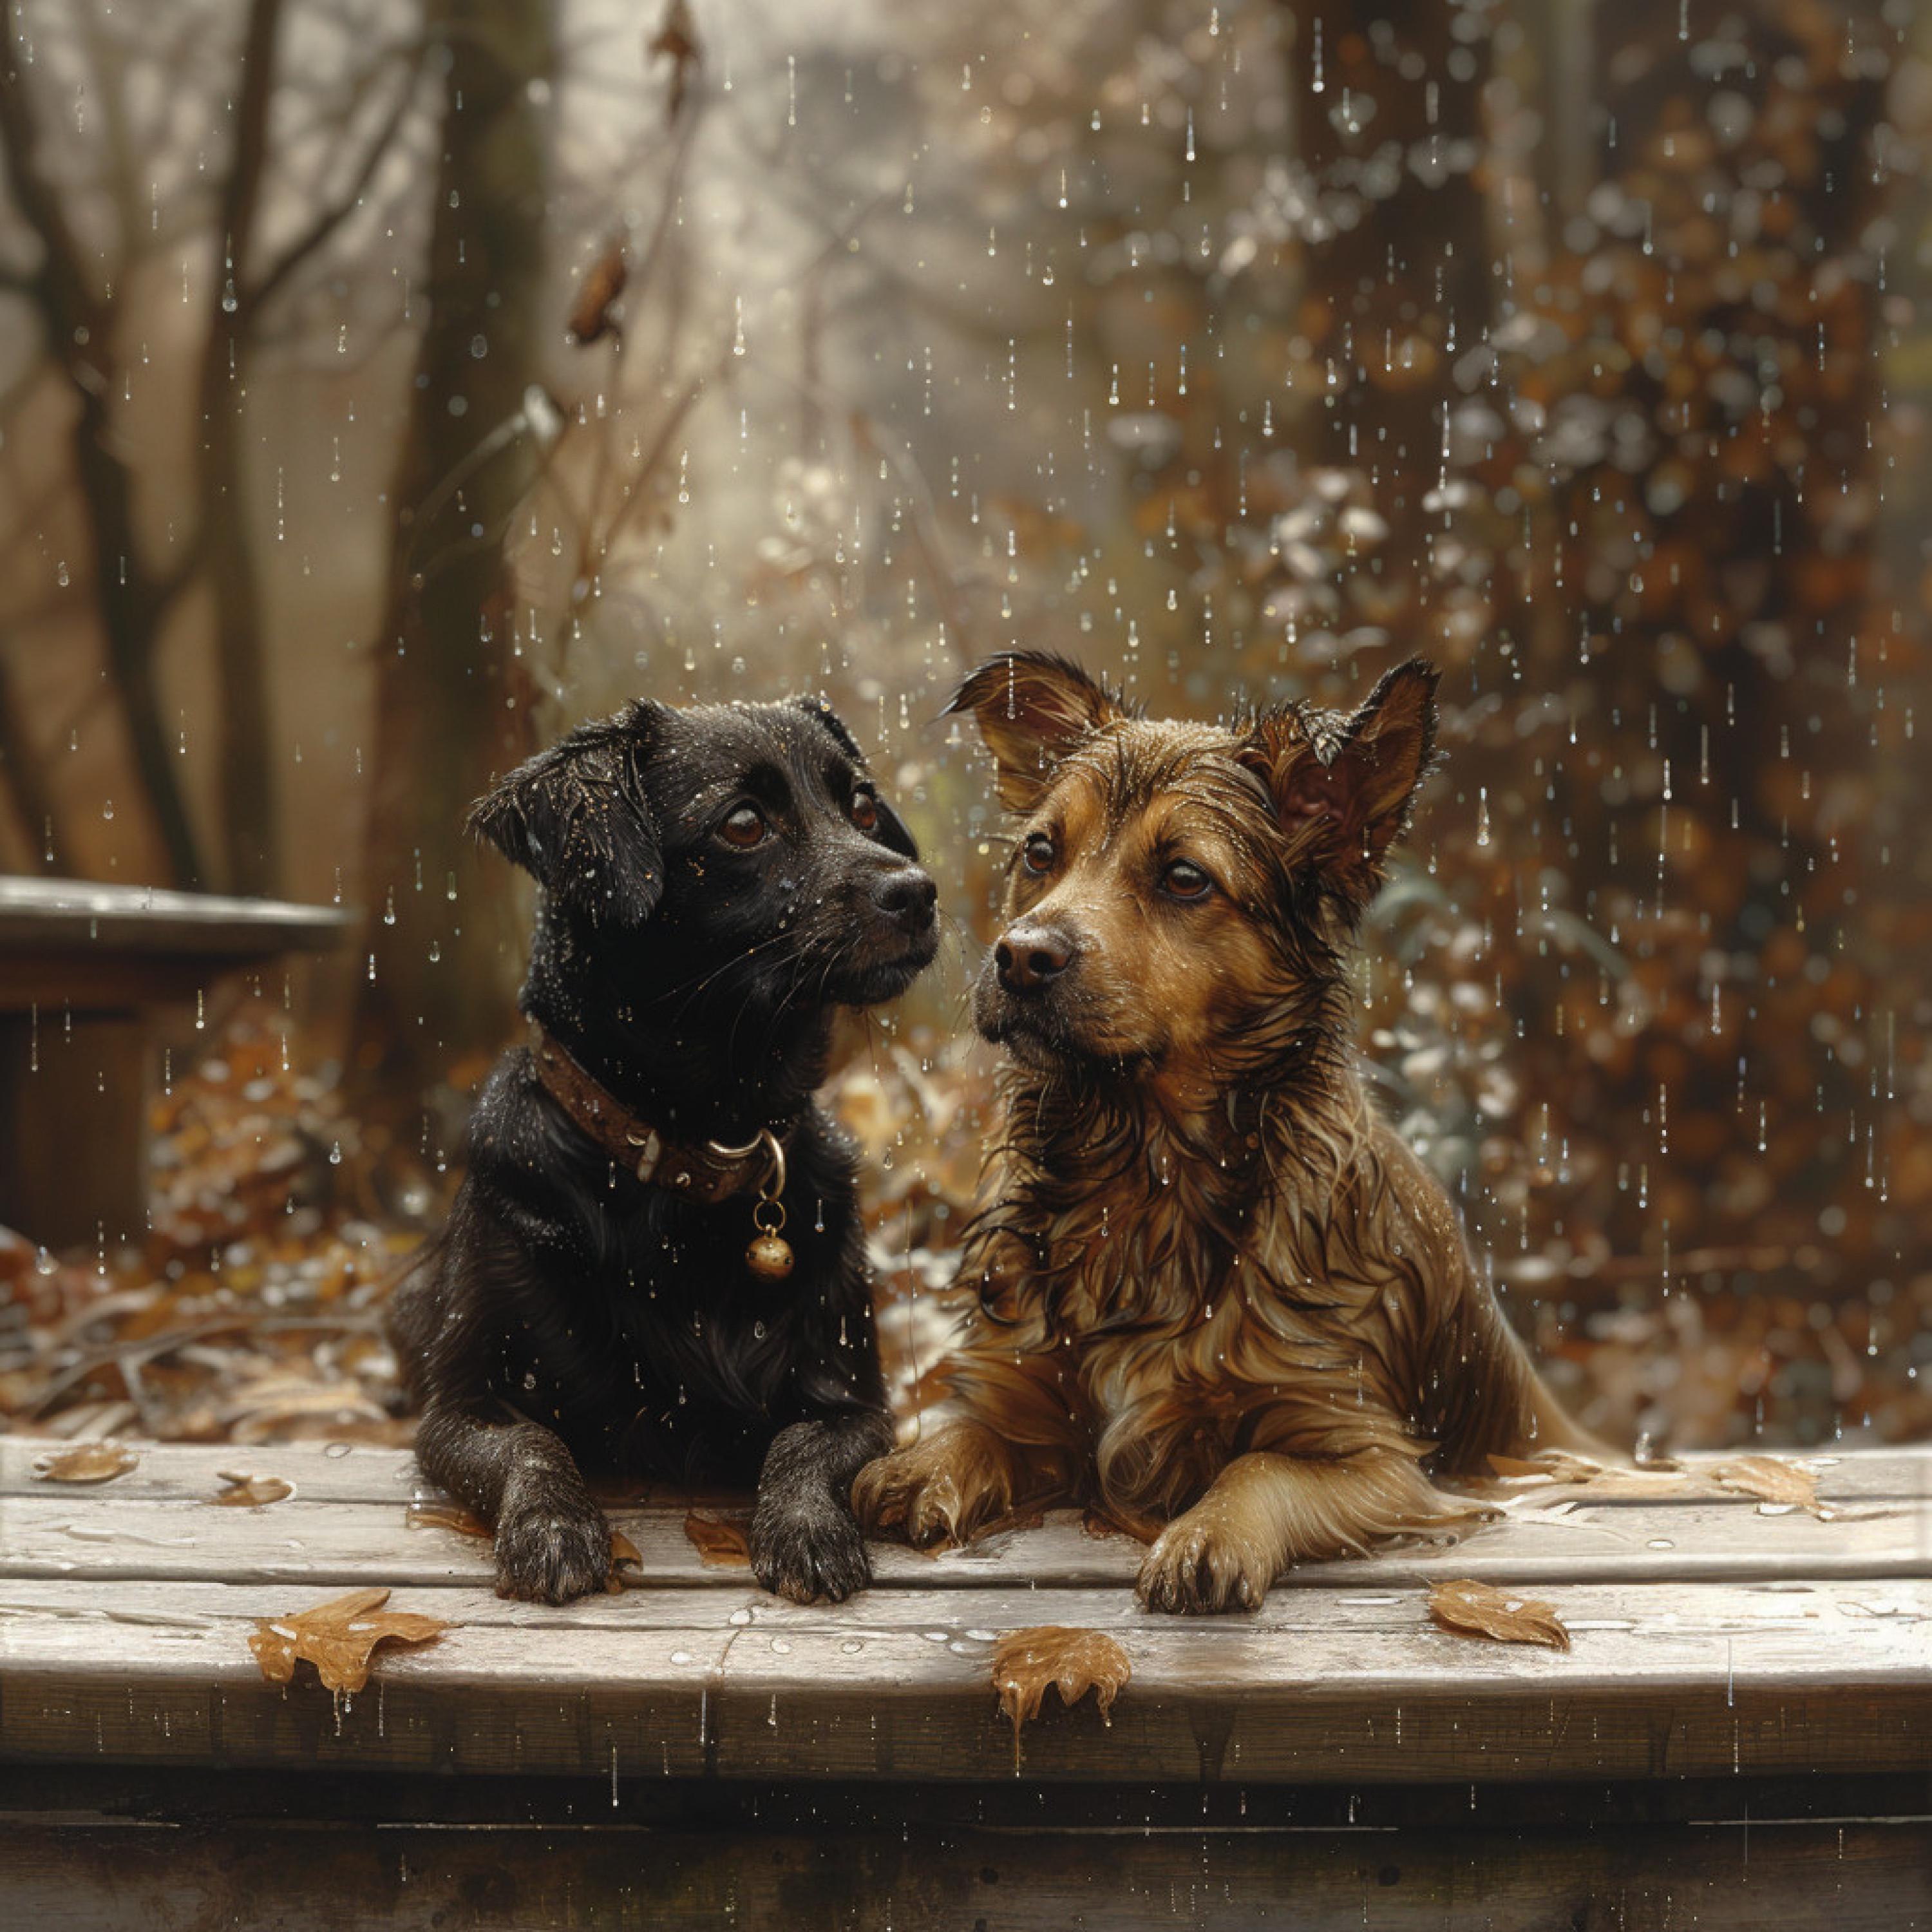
[1,1437,1927,1927]
[0,877,348,1249]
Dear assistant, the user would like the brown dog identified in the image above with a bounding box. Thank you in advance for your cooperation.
[854,652,1607,1613]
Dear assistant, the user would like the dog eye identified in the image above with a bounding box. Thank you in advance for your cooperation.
[1022,833,1056,875]
[1162,860,1213,900]
[850,789,880,833]
[719,805,768,849]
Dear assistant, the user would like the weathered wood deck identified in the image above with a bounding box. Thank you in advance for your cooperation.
[2,1437,1929,1927]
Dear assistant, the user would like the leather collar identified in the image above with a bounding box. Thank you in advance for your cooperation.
[531,1031,790,1204]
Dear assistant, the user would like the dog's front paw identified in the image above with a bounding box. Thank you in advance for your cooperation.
[493,1492,612,1605]
[851,1425,1011,1549]
[1135,1508,1274,1615]
[751,1504,871,1605]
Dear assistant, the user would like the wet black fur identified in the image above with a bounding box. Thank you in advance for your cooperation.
[388,696,936,1604]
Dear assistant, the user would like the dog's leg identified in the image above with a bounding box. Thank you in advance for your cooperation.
[1135,1449,1492,1615]
[415,1398,612,1604]
[851,1418,1074,1549]
[750,1410,894,1604]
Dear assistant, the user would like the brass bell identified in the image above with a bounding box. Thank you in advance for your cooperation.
[746,1231,795,1280]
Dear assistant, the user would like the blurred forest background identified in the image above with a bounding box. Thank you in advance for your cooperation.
[0,0,1929,1455]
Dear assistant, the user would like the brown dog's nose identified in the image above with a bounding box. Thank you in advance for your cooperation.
[995,921,1074,992]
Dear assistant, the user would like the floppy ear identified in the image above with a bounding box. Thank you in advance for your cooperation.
[788,692,921,859]
[943,651,1123,810]
[467,703,666,927]
[1240,659,1439,903]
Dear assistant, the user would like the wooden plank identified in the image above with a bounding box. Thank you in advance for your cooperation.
[3,1816,1926,1932]
[3,1485,1926,1593]
[2,1579,1927,1783]
[0,878,350,957]
[4,1435,1922,1508]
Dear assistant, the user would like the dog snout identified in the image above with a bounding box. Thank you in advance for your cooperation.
[994,920,1075,993]
[872,864,938,932]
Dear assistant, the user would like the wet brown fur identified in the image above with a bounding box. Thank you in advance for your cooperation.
[854,652,1609,1613]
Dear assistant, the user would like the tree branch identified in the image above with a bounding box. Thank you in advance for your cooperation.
[243,39,426,318]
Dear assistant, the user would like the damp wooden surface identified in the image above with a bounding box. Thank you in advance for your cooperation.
[1,1438,1927,1791]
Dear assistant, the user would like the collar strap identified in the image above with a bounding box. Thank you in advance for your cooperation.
[531,1032,789,1204]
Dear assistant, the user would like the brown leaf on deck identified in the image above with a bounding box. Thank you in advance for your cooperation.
[405,1499,491,1540]
[605,1526,644,1593]
[32,1441,140,1484]
[1484,1451,1689,1498]
[1707,1455,1832,1518]
[992,1626,1132,1769]
[1426,1579,1571,1652]
[1081,1506,1156,1544]
[211,1472,294,1508]
[249,1587,449,1695]
[683,1510,751,1567]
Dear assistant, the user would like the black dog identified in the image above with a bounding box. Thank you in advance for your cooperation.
[388,695,938,1604]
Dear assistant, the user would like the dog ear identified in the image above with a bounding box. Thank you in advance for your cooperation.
[467,703,667,926]
[787,692,922,858]
[1241,659,1439,902]
[943,652,1122,810]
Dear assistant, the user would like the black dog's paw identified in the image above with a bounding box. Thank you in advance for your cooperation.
[493,1493,612,1605]
[751,1504,871,1605]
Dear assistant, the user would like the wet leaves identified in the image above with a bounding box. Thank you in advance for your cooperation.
[1426,1580,1572,1653]
[211,1471,294,1508]
[1484,1450,1838,1518]
[248,1587,449,1694]
[992,1626,1132,1768]
[1707,1455,1832,1520]
[607,1526,643,1593]
[683,1510,751,1567]
[1485,1452,1690,1499]
[32,1441,139,1484]
[405,1499,491,1539]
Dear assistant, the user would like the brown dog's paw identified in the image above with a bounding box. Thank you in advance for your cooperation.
[751,1506,871,1605]
[1135,1510,1274,1615]
[493,1495,612,1604]
[851,1425,1012,1549]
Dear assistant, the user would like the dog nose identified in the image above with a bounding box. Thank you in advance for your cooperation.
[994,921,1074,992]
[873,865,937,928]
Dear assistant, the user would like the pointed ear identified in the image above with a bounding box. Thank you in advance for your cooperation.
[467,702,667,926]
[943,652,1123,810]
[1241,660,1439,900]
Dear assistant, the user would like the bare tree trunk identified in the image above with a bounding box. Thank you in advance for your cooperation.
[197,0,287,899]
[0,8,207,886]
[352,0,556,1135]
[0,641,65,870]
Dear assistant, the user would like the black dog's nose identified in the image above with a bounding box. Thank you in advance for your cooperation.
[873,865,938,928]
[995,921,1074,992]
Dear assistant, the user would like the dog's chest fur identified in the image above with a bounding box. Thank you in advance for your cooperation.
[425,1052,878,1485]
[968,1074,1444,1515]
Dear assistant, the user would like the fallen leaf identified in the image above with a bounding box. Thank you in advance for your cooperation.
[211,1472,294,1508]
[1485,1451,1689,1497]
[606,1526,643,1594]
[249,1587,449,1694]
[32,1441,140,1484]
[1081,1506,1156,1544]
[405,1499,491,1540]
[1707,1455,1832,1519]
[683,1510,751,1567]
[1426,1579,1571,1652]
[992,1626,1132,1770]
